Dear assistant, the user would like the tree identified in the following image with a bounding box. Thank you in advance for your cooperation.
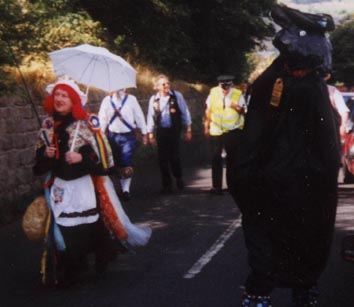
[331,16,354,87]
[0,0,109,94]
[0,0,276,94]
[0,0,40,93]
[0,0,36,64]
[79,0,276,84]
[186,0,275,83]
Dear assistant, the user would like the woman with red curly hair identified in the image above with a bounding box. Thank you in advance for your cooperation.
[43,81,88,121]
[33,79,116,286]
[33,79,151,287]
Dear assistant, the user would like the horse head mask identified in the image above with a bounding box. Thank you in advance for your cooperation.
[271,5,335,71]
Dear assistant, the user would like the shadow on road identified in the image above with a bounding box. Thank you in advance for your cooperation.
[1,135,354,306]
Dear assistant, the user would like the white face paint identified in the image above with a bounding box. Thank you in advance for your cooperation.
[118,89,126,99]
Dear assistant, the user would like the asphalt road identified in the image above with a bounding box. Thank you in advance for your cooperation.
[1,162,354,307]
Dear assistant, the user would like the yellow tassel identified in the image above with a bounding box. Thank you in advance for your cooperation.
[270,78,283,107]
[40,249,48,284]
[40,213,52,284]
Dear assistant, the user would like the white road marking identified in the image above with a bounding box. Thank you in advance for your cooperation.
[183,218,242,279]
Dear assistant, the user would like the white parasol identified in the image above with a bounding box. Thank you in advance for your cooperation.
[48,44,137,93]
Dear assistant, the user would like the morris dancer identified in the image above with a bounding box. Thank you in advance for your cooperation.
[33,79,151,286]
[99,88,148,200]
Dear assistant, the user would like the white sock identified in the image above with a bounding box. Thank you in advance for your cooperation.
[120,178,132,192]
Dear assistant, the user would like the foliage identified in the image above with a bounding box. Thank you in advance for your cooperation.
[0,0,36,93]
[0,0,276,95]
[35,13,108,56]
[79,0,276,84]
[186,0,275,83]
[0,0,109,95]
[0,0,35,64]
[331,15,354,87]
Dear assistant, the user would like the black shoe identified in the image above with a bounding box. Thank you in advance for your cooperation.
[56,270,78,288]
[176,178,184,190]
[122,191,131,200]
[56,276,77,289]
[292,286,319,307]
[209,187,222,195]
[161,186,173,194]
[95,257,109,277]
[95,263,108,278]
[241,292,272,307]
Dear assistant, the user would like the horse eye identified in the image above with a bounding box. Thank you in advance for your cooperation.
[299,30,307,36]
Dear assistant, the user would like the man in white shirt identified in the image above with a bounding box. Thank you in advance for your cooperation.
[99,88,148,200]
[146,75,192,194]
[325,72,350,135]
[327,87,350,135]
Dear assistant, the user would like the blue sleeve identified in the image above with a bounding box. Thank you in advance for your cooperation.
[175,91,192,126]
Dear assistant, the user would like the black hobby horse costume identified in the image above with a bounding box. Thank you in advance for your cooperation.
[227,5,341,307]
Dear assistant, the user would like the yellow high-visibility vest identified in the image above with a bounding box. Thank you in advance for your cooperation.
[209,87,244,136]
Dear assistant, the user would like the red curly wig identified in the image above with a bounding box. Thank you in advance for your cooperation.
[44,84,88,120]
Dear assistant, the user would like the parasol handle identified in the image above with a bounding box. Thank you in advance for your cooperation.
[70,121,80,152]
[70,85,88,151]
[85,85,90,96]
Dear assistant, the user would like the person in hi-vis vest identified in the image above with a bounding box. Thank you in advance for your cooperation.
[204,75,246,195]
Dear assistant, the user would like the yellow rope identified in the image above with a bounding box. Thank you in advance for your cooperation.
[40,213,51,284]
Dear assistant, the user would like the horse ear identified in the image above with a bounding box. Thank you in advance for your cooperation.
[271,5,292,29]
[272,4,335,33]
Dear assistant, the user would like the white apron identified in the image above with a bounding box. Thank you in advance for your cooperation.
[50,175,99,227]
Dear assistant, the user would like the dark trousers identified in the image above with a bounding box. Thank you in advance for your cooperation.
[209,135,224,189]
[156,127,182,188]
[223,128,275,295]
[210,129,242,189]
[58,219,115,281]
[242,210,275,296]
[227,163,329,296]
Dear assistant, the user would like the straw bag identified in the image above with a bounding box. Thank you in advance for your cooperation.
[22,195,49,241]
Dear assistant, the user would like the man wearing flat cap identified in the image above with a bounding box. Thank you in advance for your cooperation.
[204,75,246,194]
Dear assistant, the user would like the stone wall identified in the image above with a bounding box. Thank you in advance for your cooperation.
[0,91,206,222]
[0,96,44,219]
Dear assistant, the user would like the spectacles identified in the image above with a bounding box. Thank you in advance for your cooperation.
[160,82,170,87]
[220,82,232,90]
